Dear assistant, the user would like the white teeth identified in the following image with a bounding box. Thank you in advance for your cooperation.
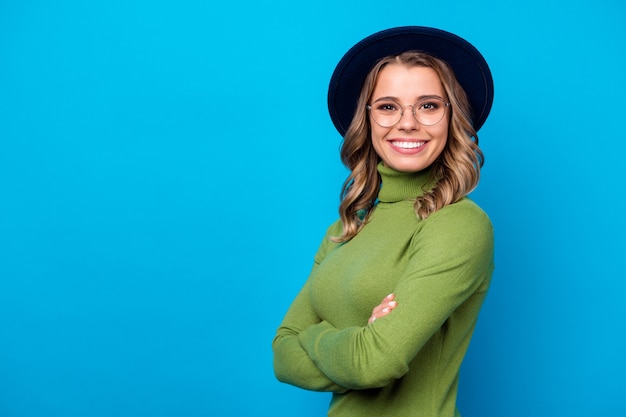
[392,141,425,149]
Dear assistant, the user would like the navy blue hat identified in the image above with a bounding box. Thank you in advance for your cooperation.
[328,26,494,136]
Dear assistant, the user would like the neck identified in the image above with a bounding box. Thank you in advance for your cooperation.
[377,162,437,203]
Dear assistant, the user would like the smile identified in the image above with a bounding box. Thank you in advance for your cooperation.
[390,141,426,149]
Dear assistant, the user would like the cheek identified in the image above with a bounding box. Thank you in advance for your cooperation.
[369,125,388,153]
[430,124,449,158]
[437,121,450,142]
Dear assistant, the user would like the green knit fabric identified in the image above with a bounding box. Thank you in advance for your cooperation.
[273,162,494,417]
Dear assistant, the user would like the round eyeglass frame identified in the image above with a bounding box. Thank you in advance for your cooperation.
[366,97,451,127]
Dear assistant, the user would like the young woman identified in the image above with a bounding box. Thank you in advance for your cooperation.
[273,26,495,417]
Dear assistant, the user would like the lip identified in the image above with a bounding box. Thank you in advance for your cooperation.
[388,139,429,155]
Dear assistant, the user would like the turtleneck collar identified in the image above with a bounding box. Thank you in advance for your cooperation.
[377,162,437,203]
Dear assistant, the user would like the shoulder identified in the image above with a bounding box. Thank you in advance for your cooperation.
[325,218,344,236]
[428,197,492,232]
[416,198,493,255]
[313,219,343,264]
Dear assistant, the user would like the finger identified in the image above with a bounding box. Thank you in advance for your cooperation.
[372,294,395,315]
[378,299,398,314]
[369,301,398,323]
[380,302,397,315]
[368,294,398,324]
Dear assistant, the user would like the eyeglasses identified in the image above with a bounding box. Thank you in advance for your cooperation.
[366,97,450,127]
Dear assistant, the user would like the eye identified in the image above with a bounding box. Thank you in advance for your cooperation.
[375,102,398,112]
[418,101,441,112]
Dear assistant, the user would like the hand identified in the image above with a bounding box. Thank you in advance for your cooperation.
[368,293,398,324]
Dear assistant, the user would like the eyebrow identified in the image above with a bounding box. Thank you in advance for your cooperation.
[372,94,446,102]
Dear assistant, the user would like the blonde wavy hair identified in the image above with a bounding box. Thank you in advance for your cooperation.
[332,51,484,243]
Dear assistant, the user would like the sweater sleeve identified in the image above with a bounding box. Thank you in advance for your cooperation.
[272,223,349,393]
[297,202,494,390]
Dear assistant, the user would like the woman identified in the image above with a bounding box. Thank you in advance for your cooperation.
[273,26,495,417]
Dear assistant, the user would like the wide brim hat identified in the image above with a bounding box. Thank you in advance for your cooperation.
[328,26,494,136]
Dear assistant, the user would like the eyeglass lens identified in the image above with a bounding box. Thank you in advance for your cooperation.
[368,98,448,127]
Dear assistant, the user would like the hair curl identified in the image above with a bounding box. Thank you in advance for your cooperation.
[332,51,484,243]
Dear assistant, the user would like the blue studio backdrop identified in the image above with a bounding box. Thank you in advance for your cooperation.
[1,1,625,416]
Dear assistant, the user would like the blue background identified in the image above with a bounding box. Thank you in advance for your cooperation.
[1,0,625,416]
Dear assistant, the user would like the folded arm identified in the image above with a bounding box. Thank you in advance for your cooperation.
[273,277,350,393]
[272,223,349,393]
[296,204,494,390]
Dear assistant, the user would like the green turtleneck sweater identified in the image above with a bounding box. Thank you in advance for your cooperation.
[273,163,494,417]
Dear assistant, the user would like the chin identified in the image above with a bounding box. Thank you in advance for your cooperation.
[386,160,432,173]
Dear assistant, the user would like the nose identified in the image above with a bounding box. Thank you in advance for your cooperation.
[397,105,420,130]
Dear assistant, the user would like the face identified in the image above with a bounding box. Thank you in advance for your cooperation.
[369,64,449,173]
